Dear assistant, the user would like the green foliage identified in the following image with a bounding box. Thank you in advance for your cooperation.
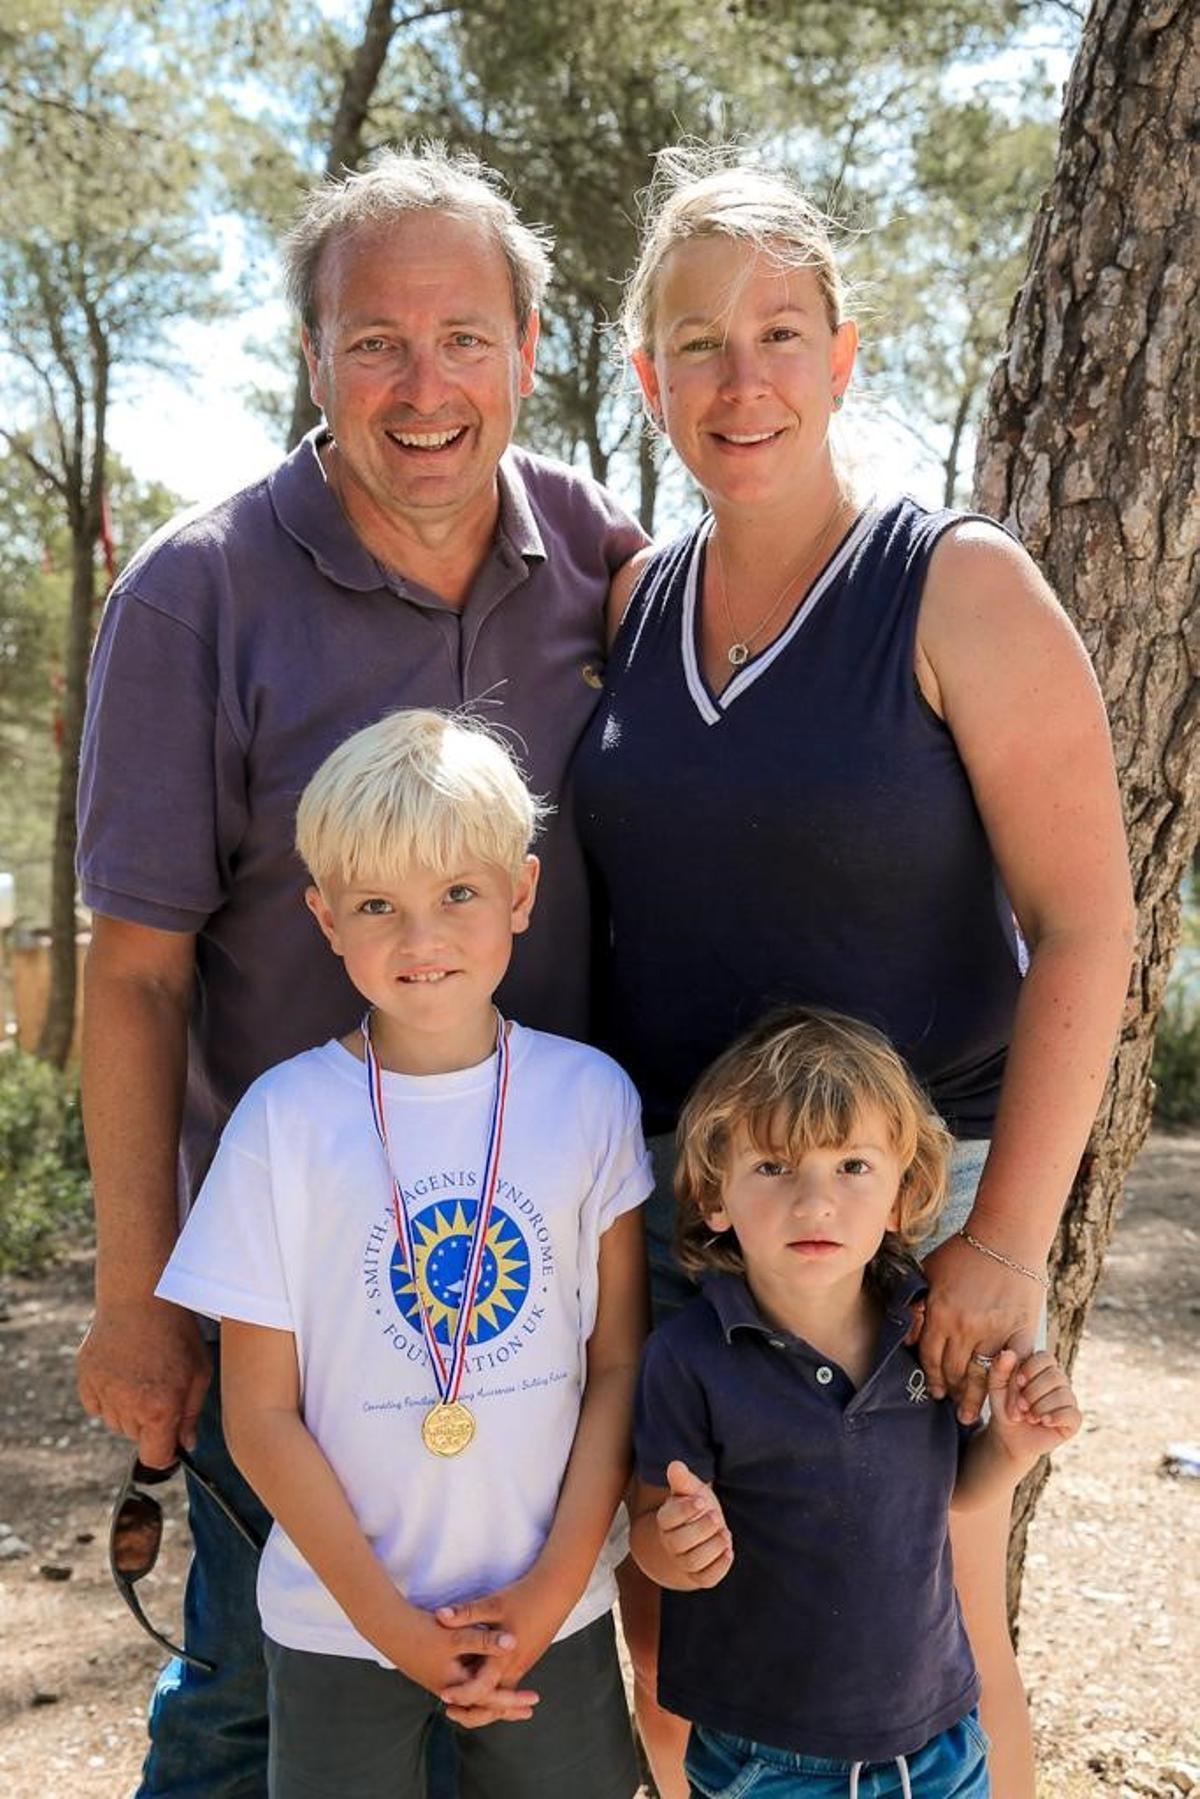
[361,1,1068,521]
[227,0,1078,524]
[0,1049,91,1274]
[853,87,1059,503]
[1152,993,1200,1129]
[1153,873,1200,1128]
[0,449,180,928]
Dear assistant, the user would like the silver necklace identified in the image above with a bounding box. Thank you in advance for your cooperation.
[712,493,848,668]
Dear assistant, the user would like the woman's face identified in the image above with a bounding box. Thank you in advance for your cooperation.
[633,236,857,515]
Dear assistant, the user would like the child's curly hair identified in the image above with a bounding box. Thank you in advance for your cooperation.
[675,1006,952,1279]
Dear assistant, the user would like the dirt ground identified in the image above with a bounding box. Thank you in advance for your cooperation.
[1,1136,1196,1799]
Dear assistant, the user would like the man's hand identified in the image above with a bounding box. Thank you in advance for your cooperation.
[653,1460,733,1589]
[77,1297,211,1468]
[434,1571,567,1724]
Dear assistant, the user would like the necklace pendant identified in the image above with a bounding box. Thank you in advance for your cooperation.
[728,641,750,668]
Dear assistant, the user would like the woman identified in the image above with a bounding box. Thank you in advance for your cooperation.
[575,154,1134,1799]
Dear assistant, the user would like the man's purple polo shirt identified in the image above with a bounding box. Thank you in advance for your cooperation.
[78,430,644,1208]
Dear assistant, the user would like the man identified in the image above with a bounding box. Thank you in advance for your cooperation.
[76,145,645,1797]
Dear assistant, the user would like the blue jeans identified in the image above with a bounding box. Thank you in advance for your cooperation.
[685,1711,990,1797]
[136,1351,458,1799]
[137,1351,272,1797]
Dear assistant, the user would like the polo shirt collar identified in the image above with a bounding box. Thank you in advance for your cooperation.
[496,449,547,567]
[268,431,547,594]
[702,1263,927,1353]
[268,430,386,592]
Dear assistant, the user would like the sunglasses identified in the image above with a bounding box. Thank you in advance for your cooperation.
[109,1445,264,1672]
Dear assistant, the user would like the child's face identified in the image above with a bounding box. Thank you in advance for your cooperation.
[305,854,538,1054]
[707,1107,905,1298]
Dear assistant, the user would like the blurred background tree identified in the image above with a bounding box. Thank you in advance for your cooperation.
[0,0,226,1062]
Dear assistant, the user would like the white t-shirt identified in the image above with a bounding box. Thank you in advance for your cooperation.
[157,1023,652,1664]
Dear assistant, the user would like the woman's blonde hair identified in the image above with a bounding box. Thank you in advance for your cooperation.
[621,146,847,356]
[675,1006,952,1278]
[295,709,547,888]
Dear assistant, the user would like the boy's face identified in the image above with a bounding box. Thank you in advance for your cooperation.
[306,854,538,1063]
[707,1107,904,1311]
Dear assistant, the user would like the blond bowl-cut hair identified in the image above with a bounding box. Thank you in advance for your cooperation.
[675,1006,952,1279]
[295,709,547,890]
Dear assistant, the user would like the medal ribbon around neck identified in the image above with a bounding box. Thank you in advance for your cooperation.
[362,1010,511,1414]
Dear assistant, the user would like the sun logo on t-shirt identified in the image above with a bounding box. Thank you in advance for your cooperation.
[389,1197,532,1345]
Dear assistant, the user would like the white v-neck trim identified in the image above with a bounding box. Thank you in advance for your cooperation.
[681,504,877,726]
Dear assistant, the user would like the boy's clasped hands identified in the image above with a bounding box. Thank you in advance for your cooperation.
[426,1569,568,1726]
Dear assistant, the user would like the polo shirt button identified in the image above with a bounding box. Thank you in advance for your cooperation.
[815,1365,834,1385]
[768,1338,786,1349]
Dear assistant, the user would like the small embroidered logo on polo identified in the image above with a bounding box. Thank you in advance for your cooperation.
[581,661,604,689]
[906,1367,928,1405]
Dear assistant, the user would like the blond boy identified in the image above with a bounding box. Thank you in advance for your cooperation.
[158,711,648,1799]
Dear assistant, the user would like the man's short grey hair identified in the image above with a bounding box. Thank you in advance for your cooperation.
[284,142,552,345]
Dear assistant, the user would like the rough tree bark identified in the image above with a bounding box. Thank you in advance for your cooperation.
[971,0,1198,1626]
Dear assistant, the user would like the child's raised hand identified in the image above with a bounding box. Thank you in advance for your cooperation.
[988,1348,1081,1459]
[656,1460,734,1589]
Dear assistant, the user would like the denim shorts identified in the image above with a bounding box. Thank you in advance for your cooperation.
[644,1134,991,1326]
[685,1708,990,1798]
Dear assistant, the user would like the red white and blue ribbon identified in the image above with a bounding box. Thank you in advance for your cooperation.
[362,1011,511,1405]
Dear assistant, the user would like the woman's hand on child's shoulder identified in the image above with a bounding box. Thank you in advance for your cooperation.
[988,1347,1082,1459]
[655,1460,734,1589]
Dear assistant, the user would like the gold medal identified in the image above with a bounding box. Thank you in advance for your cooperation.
[421,1400,476,1457]
[364,1012,509,1463]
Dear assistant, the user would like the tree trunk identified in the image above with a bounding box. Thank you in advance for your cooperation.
[942,385,972,508]
[287,0,403,447]
[37,523,97,1067]
[971,0,1198,1629]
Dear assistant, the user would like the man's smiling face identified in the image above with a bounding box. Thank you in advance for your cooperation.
[303,210,537,547]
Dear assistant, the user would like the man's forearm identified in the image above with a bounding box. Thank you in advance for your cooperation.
[77,920,209,1461]
[82,923,194,1300]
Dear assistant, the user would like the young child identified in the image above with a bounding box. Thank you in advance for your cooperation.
[631,1007,1080,1799]
[157,709,649,1799]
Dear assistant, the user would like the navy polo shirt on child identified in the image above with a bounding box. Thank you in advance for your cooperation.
[634,1269,980,1764]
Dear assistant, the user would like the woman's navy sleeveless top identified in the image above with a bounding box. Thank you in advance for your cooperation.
[574,496,1023,1138]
